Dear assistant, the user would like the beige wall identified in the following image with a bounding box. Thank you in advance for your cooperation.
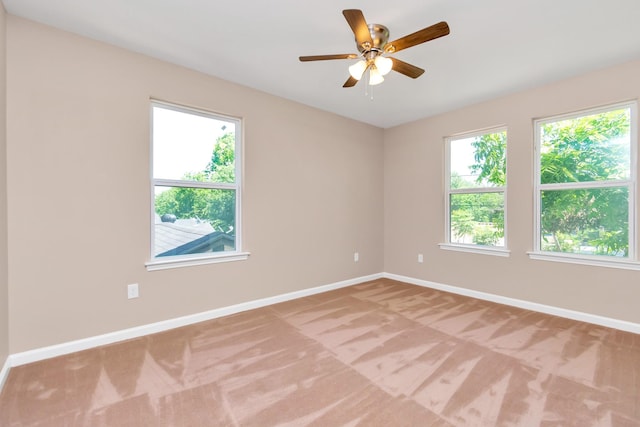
[384,59,640,324]
[0,5,8,364]
[5,13,640,355]
[6,16,384,353]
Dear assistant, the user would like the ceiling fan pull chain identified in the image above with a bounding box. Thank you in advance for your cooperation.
[364,71,370,98]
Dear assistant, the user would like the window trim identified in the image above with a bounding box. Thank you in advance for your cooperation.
[146,100,247,271]
[439,243,511,257]
[443,126,508,255]
[530,100,637,266]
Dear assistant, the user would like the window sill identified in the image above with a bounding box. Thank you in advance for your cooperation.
[146,252,250,271]
[528,251,640,270]
[439,243,510,257]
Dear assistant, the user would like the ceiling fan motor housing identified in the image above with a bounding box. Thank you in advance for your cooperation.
[357,24,390,54]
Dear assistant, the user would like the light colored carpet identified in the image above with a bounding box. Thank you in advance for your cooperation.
[1,279,639,426]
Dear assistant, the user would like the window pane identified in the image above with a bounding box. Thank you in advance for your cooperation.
[450,131,506,189]
[540,187,628,257]
[154,186,236,257]
[153,106,236,183]
[450,192,504,246]
[540,108,630,184]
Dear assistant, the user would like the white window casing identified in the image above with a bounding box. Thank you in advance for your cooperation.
[146,100,248,271]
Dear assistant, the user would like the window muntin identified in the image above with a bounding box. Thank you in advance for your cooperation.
[446,128,507,248]
[534,103,635,258]
[151,102,241,262]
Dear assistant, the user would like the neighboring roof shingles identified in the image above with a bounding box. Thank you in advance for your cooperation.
[154,218,234,256]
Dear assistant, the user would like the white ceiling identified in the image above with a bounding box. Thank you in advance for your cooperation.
[4,0,640,128]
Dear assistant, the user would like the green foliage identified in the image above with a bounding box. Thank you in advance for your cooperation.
[155,187,235,232]
[470,131,507,186]
[472,224,501,246]
[449,132,506,246]
[155,132,237,232]
[205,132,235,183]
[539,109,630,256]
[450,190,504,245]
[540,110,629,184]
[451,209,474,240]
[541,187,628,256]
[463,109,630,256]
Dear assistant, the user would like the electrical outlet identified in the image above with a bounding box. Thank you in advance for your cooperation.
[418,254,424,263]
[354,252,359,262]
[127,283,139,299]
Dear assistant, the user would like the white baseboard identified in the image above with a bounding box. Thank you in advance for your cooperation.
[4,270,639,392]
[7,273,383,368]
[383,272,640,334]
[0,355,10,391]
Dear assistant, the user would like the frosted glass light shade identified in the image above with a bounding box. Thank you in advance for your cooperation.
[374,56,393,76]
[369,67,384,85]
[348,60,367,80]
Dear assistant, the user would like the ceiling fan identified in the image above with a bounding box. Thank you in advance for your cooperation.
[299,9,450,88]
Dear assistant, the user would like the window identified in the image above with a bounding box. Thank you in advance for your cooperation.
[443,128,507,254]
[533,102,636,263]
[147,102,246,270]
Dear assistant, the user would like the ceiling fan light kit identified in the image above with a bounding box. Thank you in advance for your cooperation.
[299,9,450,89]
[368,67,385,86]
[348,60,368,80]
[374,56,393,76]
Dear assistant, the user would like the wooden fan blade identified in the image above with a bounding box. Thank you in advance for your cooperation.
[386,21,450,53]
[299,54,358,62]
[343,9,372,49]
[390,57,425,78]
[343,76,359,88]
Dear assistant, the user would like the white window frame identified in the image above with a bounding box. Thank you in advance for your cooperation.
[146,100,248,271]
[440,126,510,257]
[529,101,638,270]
